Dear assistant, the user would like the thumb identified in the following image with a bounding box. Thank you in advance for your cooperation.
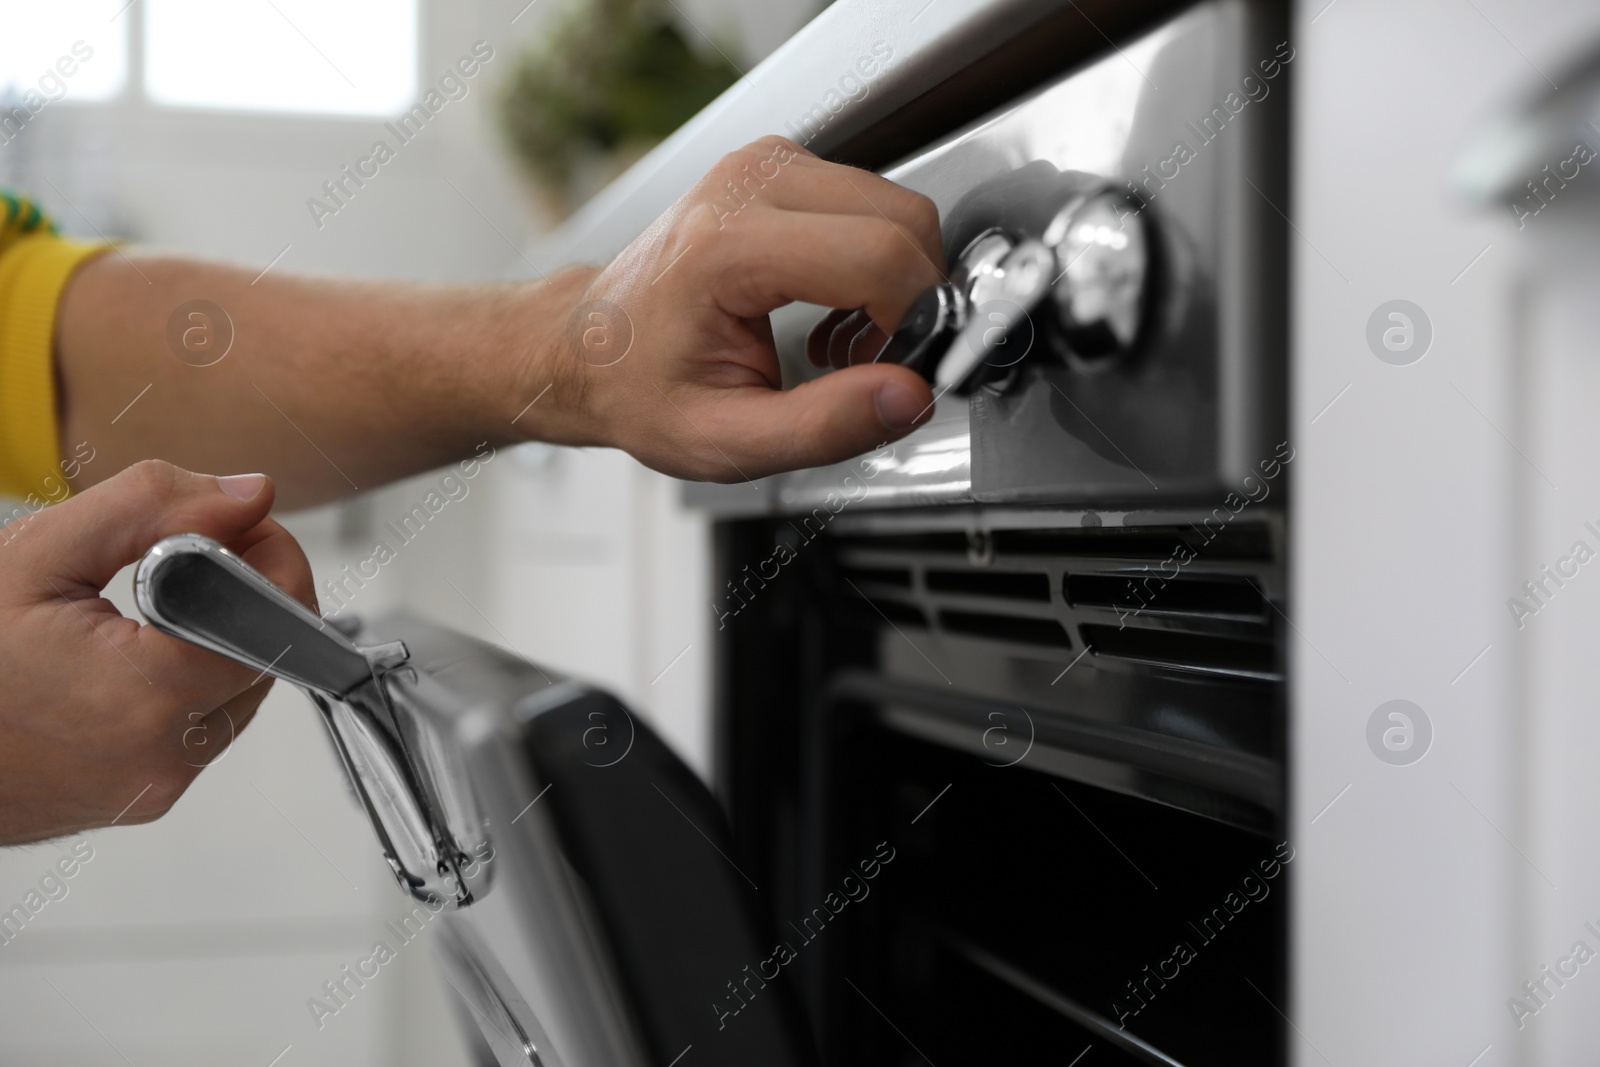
[704,363,935,478]
[25,460,278,593]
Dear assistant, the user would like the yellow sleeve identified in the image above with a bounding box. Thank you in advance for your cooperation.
[0,192,107,499]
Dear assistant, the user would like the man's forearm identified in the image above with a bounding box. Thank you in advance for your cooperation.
[57,251,598,509]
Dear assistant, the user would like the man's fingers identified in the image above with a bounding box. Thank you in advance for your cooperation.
[710,212,944,334]
[26,460,278,593]
[822,309,890,369]
[691,362,934,479]
[743,134,819,162]
[827,311,866,369]
[708,156,944,259]
[7,458,318,771]
[807,307,856,367]
[179,688,268,769]
[580,136,951,488]
[851,323,892,367]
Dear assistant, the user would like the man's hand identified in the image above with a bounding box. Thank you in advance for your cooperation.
[0,461,313,846]
[559,137,946,482]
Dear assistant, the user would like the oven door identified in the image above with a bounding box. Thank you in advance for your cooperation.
[134,535,819,1067]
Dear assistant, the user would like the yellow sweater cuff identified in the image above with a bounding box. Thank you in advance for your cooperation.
[0,236,106,500]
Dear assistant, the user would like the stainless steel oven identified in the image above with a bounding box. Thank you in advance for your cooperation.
[697,2,1292,1063]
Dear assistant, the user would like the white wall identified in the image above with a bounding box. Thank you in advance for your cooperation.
[1510,193,1600,1063]
[1292,1,1600,1065]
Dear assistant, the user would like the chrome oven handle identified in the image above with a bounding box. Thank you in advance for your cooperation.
[135,533,382,697]
[135,534,481,907]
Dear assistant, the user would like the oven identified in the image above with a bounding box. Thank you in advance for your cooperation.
[695,2,1293,1063]
[136,2,1297,1063]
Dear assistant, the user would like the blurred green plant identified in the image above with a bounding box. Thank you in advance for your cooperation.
[499,0,741,214]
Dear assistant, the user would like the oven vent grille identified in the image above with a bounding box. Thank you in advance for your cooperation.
[926,569,1051,602]
[1066,573,1267,622]
[839,565,913,590]
[828,521,1281,681]
[937,610,1072,649]
[991,523,1272,561]
[1081,623,1276,678]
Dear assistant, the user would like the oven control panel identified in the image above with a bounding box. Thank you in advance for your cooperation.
[687,0,1286,513]
[878,0,1286,506]
[886,180,1153,394]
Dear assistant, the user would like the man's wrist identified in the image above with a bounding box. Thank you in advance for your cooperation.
[497,264,606,450]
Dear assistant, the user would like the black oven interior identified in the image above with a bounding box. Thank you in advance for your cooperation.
[715,512,1287,1065]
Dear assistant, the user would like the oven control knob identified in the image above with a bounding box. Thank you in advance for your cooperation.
[1044,190,1150,360]
[883,281,967,381]
[935,239,1054,391]
[958,229,1015,308]
[883,238,1057,394]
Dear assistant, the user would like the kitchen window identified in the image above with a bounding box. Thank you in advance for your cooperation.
[0,0,418,117]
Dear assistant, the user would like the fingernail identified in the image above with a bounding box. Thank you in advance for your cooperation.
[874,380,930,431]
[216,473,267,500]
